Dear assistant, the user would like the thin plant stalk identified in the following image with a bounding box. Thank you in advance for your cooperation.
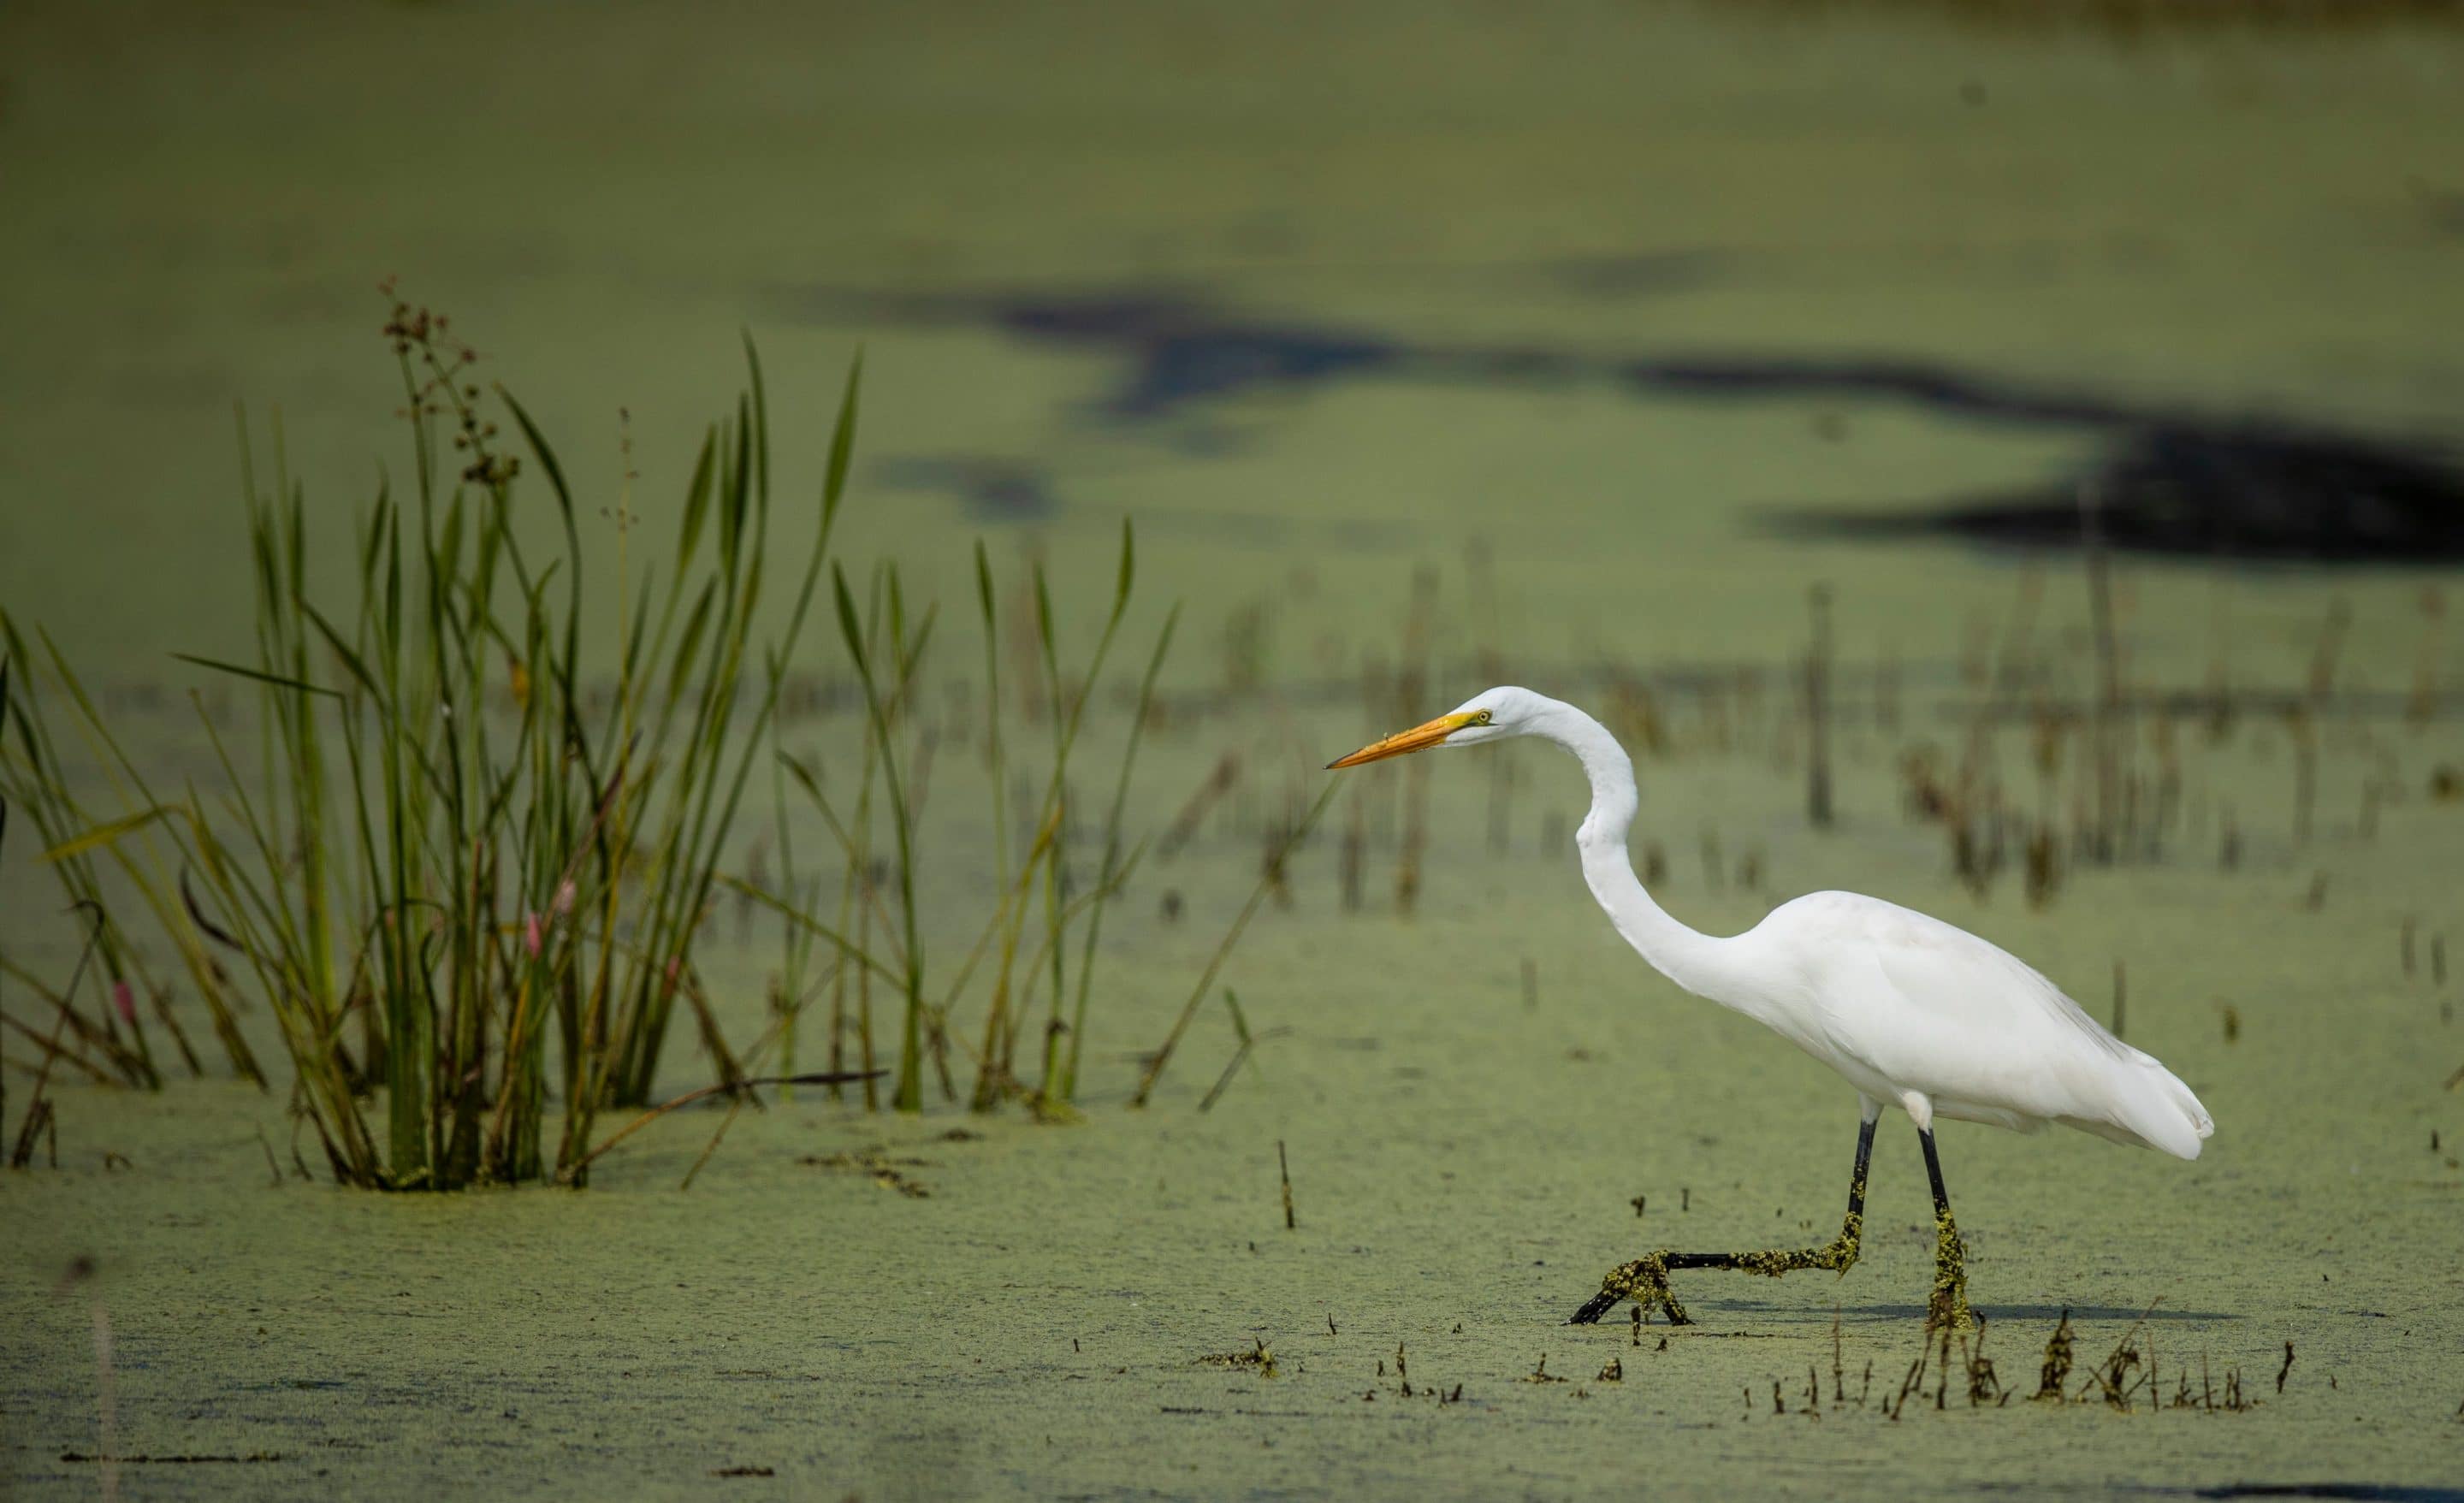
[1055,602,1178,1102]
[1131,782,1337,1108]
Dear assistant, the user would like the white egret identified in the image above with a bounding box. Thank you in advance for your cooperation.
[1329,687,2212,1330]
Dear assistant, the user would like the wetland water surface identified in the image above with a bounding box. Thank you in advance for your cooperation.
[5,3,2464,1498]
[9,711,2462,1499]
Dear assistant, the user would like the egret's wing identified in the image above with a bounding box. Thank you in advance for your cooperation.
[1781,891,2209,1156]
[1848,897,2130,1063]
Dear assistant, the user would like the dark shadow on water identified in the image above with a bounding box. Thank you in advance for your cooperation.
[1991,1478,2464,1488]
[1768,427,2464,565]
[1667,1298,2242,1324]
[1981,1478,2464,1488]
[1540,249,1731,299]
[877,451,1059,519]
[2177,1478,2464,1488]
[876,454,1061,521]
[781,284,2464,564]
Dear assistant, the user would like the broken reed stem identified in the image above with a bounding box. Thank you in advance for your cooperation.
[1395,753,1431,916]
[2408,587,2443,725]
[1995,566,2045,695]
[1277,1139,1296,1229]
[1197,994,1282,1114]
[1131,782,1338,1107]
[561,1070,882,1183]
[2080,482,2121,864]
[2307,599,2352,701]
[1158,754,1239,860]
[1340,787,1365,913]
[2288,708,2317,846]
[1806,583,1833,829]
[1485,747,1513,855]
[1393,568,1437,914]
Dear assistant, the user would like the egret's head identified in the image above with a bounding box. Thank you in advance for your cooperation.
[1326,686,1549,768]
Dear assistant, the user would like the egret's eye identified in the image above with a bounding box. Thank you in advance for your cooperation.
[1471,710,1494,725]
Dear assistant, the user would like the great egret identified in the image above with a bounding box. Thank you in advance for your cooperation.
[1329,687,2212,1330]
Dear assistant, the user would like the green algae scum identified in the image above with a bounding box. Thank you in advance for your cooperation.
[6,3,2464,1498]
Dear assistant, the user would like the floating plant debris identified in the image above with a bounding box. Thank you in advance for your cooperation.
[798,1149,933,1198]
[1196,1339,1278,1378]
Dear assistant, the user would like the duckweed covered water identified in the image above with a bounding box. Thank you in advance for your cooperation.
[9,717,2461,1497]
[5,3,2464,1497]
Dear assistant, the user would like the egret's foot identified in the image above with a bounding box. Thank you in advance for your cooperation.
[1574,1116,1875,1328]
[1569,1253,1691,1327]
[1568,1232,1863,1325]
[1925,1213,1975,1333]
[1725,1233,1860,1281]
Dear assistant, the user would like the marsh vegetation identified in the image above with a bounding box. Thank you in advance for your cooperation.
[5,3,2464,1497]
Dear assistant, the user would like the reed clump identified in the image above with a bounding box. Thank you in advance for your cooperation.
[3,296,1181,1186]
[755,523,1176,1118]
[10,298,857,1188]
[0,295,1192,1182]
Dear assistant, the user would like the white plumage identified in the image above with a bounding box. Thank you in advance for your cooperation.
[1736,890,2212,1157]
[1330,684,2213,1327]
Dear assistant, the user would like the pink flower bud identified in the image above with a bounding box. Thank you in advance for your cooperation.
[112,980,137,1027]
[524,913,544,959]
[552,879,577,917]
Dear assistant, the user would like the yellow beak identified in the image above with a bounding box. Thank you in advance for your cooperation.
[1327,711,1481,769]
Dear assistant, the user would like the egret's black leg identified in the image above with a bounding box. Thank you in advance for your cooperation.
[1917,1127,1975,1332]
[1569,1114,1880,1326]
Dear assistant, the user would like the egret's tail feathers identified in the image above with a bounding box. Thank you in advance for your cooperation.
[2163,1069,2217,1154]
[2094,1057,2214,1160]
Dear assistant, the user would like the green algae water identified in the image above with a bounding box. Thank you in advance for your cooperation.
[5,3,2464,1498]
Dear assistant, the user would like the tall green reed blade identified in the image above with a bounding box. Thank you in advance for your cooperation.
[1031,521,1138,1103]
[967,542,1016,1109]
[181,689,382,1182]
[1055,599,1178,1103]
[832,565,927,1111]
[592,346,858,1117]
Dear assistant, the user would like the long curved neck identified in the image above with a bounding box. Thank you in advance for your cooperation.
[1534,698,1746,1007]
